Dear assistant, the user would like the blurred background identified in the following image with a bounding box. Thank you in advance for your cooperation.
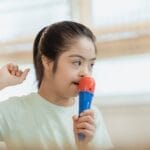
[0,0,150,149]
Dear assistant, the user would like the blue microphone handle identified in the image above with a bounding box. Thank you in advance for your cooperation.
[78,91,93,140]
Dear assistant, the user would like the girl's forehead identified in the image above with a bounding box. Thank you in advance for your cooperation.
[61,46,96,60]
[66,38,96,54]
[56,38,96,61]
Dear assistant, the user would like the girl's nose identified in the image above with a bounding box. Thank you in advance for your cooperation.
[79,66,90,77]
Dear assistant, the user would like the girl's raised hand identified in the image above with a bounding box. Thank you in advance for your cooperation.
[0,63,30,90]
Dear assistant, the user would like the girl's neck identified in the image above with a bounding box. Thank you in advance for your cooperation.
[38,83,75,107]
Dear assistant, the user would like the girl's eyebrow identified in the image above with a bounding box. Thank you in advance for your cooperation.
[69,54,96,61]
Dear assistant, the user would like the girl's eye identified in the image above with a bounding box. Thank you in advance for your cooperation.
[91,63,94,67]
[89,63,95,72]
[90,63,95,69]
[73,61,82,66]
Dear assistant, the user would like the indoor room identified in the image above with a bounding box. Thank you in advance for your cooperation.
[0,0,150,149]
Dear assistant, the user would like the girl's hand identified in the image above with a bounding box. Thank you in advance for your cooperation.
[0,63,30,90]
[72,109,96,149]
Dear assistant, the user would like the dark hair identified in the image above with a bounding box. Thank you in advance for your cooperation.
[33,21,96,88]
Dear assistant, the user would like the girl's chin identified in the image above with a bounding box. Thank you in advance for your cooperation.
[71,90,79,97]
[71,90,78,96]
[69,84,79,96]
[73,92,78,97]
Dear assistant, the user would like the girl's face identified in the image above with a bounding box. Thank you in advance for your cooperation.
[45,37,96,99]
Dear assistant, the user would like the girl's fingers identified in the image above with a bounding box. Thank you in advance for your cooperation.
[76,121,96,131]
[72,115,78,122]
[16,70,23,77]
[73,114,96,144]
[7,64,19,74]
[73,114,96,132]
[20,68,30,81]
[80,109,94,118]
[12,65,18,71]
[77,129,94,137]
[7,63,30,80]
[7,63,13,73]
[10,70,16,76]
[7,64,30,81]
[78,115,95,125]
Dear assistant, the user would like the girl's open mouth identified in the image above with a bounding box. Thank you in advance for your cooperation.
[72,81,79,86]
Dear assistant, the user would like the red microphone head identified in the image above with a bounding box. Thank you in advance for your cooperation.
[78,76,95,93]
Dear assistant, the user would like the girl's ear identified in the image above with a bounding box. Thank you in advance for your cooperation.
[41,55,53,71]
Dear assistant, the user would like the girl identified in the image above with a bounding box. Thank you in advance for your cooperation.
[0,21,112,150]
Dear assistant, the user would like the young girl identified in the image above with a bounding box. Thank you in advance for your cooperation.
[0,63,29,90]
[0,21,112,150]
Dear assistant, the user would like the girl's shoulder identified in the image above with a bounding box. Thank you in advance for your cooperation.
[0,93,37,114]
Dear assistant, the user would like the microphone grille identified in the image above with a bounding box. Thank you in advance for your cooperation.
[78,76,95,93]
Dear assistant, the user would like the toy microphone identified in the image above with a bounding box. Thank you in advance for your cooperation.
[78,76,95,140]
